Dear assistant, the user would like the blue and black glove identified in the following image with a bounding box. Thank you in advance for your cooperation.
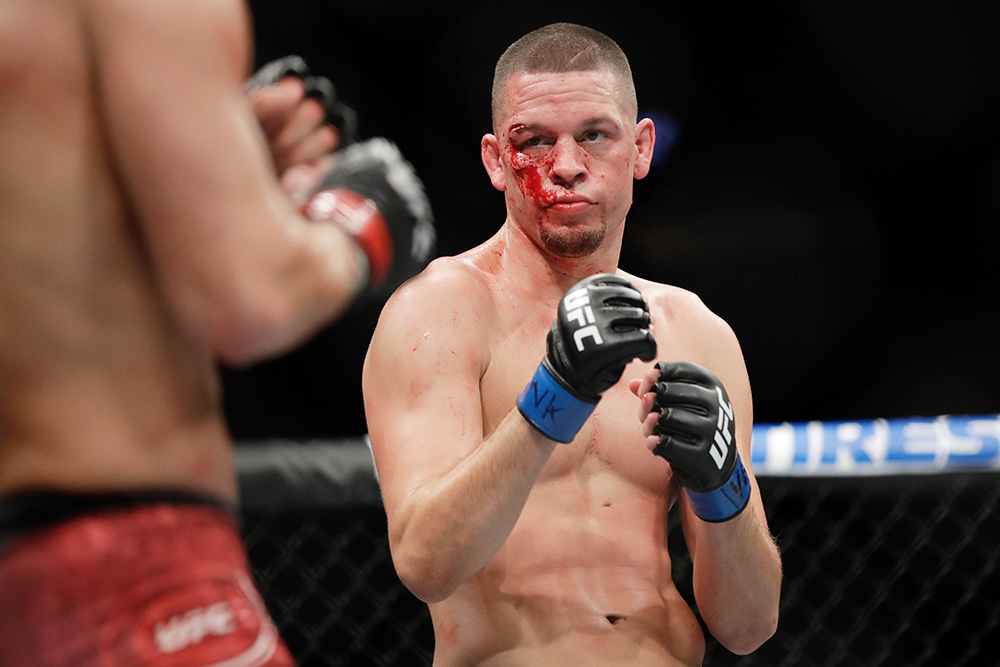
[650,361,751,522]
[518,274,656,443]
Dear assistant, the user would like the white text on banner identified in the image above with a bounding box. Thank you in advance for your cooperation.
[749,415,1000,477]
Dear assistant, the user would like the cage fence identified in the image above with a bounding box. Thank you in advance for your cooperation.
[237,415,1000,666]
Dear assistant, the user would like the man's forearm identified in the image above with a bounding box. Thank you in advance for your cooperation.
[390,410,557,603]
[688,500,782,654]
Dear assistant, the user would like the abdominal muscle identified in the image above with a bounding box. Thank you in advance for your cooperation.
[428,474,706,667]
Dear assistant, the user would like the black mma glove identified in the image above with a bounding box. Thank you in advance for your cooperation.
[650,361,751,522]
[246,55,358,146]
[518,274,656,443]
[301,138,436,297]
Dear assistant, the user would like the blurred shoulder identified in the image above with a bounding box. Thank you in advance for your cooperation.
[85,0,251,73]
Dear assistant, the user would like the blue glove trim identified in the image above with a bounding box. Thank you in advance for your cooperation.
[517,363,598,443]
[685,455,751,522]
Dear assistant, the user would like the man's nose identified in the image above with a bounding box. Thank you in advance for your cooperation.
[549,137,586,185]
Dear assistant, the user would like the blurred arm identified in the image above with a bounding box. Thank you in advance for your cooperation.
[88,0,361,366]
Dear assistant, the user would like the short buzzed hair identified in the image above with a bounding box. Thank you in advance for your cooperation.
[491,23,638,129]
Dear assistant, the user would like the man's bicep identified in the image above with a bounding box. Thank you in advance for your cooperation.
[364,294,486,517]
[710,322,754,458]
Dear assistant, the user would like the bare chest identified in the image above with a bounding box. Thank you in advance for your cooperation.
[479,303,672,493]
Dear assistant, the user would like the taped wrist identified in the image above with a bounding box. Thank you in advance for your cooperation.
[517,360,598,443]
[684,454,751,522]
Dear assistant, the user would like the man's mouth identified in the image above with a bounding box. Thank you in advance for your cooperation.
[547,196,594,214]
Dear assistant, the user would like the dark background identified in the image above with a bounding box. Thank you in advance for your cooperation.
[225,0,1000,441]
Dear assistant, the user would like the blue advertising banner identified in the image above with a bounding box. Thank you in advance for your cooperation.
[750,415,1000,476]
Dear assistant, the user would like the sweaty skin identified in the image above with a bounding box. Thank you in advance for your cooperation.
[365,67,779,666]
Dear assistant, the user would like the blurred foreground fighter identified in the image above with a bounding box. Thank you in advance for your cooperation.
[364,22,780,666]
[0,1,431,665]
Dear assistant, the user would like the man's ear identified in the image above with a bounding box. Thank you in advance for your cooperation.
[481,134,506,191]
[633,118,656,180]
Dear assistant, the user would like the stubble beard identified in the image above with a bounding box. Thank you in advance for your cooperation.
[537,218,608,258]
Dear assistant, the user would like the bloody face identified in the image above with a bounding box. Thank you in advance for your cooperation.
[496,69,639,259]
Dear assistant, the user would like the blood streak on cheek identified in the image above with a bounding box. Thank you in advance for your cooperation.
[507,144,555,206]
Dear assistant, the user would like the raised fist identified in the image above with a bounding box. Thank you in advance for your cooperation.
[518,273,656,443]
[301,138,436,297]
[546,274,656,400]
[246,55,358,147]
[647,361,750,522]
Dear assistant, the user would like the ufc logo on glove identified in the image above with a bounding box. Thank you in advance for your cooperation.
[711,388,735,470]
[563,288,603,351]
[651,361,751,522]
[517,274,656,444]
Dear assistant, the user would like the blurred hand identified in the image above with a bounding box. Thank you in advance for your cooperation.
[248,76,339,203]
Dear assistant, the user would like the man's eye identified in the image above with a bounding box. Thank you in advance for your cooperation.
[582,130,605,142]
[524,136,546,148]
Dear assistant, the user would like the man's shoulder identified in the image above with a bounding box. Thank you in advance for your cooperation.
[381,255,496,319]
[624,271,737,341]
[624,272,710,316]
[624,272,746,383]
[409,255,492,295]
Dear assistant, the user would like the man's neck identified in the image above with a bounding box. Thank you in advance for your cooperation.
[495,219,624,294]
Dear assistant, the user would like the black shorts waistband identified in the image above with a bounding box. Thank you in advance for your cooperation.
[0,489,235,551]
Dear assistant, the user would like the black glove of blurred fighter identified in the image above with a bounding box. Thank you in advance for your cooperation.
[246,55,358,146]
[249,56,436,301]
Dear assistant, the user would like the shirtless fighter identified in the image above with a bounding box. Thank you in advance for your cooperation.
[363,23,781,665]
[0,1,431,665]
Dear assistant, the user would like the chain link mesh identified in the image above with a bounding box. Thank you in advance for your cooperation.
[241,474,1000,666]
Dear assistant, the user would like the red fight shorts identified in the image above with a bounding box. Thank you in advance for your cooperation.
[0,495,295,667]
